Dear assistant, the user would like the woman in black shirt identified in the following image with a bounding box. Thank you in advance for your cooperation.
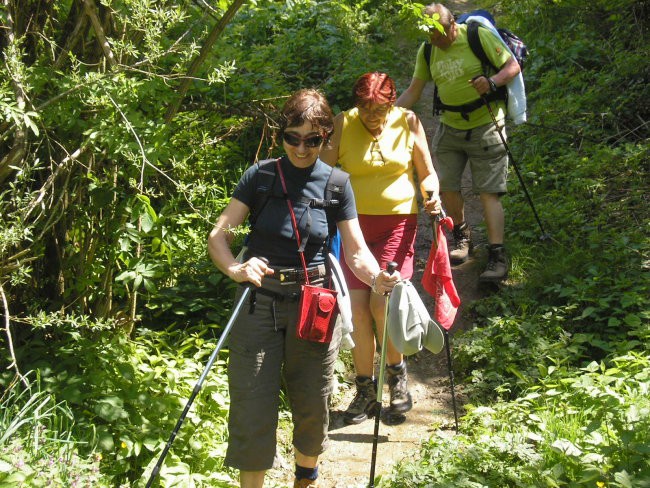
[208,88,399,488]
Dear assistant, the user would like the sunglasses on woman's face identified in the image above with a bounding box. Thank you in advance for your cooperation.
[282,131,324,148]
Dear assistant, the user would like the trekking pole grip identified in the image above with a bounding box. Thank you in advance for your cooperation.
[426,191,446,222]
[386,261,397,275]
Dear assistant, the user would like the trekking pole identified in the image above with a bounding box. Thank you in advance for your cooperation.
[481,96,551,241]
[368,261,398,488]
[426,201,460,434]
[443,329,460,433]
[145,282,254,487]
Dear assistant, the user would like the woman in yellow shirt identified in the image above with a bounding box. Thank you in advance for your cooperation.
[321,72,440,424]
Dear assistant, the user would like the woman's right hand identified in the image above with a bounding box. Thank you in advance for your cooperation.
[228,257,273,287]
[373,269,401,295]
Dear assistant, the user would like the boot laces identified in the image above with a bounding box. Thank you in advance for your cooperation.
[486,249,504,271]
[452,235,469,250]
[348,382,375,413]
[389,369,408,401]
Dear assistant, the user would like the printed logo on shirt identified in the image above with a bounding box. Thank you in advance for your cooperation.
[495,46,503,56]
[434,58,464,83]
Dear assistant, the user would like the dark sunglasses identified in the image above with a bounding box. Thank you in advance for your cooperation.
[282,131,324,148]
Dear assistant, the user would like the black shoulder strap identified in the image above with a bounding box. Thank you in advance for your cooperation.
[249,158,279,226]
[467,23,499,73]
[423,42,432,68]
[325,166,347,202]
[326,166,347,236]
[422,42,441,117]
[251,160,348,239]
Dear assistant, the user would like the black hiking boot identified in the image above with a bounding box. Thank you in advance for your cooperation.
[386,362,413,414]
[343,376,377,425]
[479,244,508,282]
[450,222,472,265]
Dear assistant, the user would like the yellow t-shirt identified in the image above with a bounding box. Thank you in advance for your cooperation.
[338,107,417,215]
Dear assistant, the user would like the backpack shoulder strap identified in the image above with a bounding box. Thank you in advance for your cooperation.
[325,166,348,203]
[423,42,432,68]
[422,42,441,117]
[467,22,499,73]
[323,166,349,238]
[249,158,279,226]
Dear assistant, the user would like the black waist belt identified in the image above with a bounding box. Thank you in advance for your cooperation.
[437,88,506,120]
[272,264,327,284]
[253,287,299,302]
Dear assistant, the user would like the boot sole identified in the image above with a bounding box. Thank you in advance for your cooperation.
[478,273,508,283]
[450,247,473,265]
[450,255,469,265]
[343,414,368,425]
[389,393,413,414]
[342,400,378,425]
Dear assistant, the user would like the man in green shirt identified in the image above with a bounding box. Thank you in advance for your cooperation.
[396,3,520,282]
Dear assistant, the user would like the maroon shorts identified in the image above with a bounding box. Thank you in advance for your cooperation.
[342,214,417,289]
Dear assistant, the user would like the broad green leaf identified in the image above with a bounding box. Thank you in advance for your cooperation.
[95,396,127,422]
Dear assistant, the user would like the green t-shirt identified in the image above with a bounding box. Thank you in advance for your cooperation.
[413,24,511,129]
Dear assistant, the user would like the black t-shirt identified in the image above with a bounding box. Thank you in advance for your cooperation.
[233,157,357,268]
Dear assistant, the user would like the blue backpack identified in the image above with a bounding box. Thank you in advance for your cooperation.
[423,9,529,119]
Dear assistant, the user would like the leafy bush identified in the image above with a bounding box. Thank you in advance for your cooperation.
[387,0,649,486]
[384,354,650,487]
[4,314,234,486]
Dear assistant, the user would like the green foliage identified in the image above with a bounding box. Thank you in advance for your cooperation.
[4,313,234,486]
[0,373,109,487]
[1,0,416,328]
[383,354,650,487]
[387,0,649,486]
[3,0,649,485]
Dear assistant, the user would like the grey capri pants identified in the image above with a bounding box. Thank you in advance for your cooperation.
[224,277,342,471]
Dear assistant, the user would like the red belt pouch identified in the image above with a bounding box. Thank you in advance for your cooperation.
[296,284,339,343]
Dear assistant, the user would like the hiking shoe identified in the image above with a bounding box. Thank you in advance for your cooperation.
[479,245,508,282]
[294,478,319,488]
[386,362,413,414]
[343,376,377,425]
[449,222,472,265]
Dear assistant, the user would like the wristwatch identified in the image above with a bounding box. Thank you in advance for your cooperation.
[488,77,498,92]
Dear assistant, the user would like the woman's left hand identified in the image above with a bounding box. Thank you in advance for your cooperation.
[424,193,442,216]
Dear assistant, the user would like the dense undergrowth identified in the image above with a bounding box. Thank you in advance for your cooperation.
[380,0,649,486]
[1,0,648,486]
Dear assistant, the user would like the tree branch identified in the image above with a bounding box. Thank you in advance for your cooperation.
[22,145,87,221]
[164,0,247,123]
[53,7,89,70]
[0,0,28,185]
[83,0,117,70]
[1,282,26,386]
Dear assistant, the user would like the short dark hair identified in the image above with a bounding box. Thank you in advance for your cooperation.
[352,72,396,106]
[280,89,334,138]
